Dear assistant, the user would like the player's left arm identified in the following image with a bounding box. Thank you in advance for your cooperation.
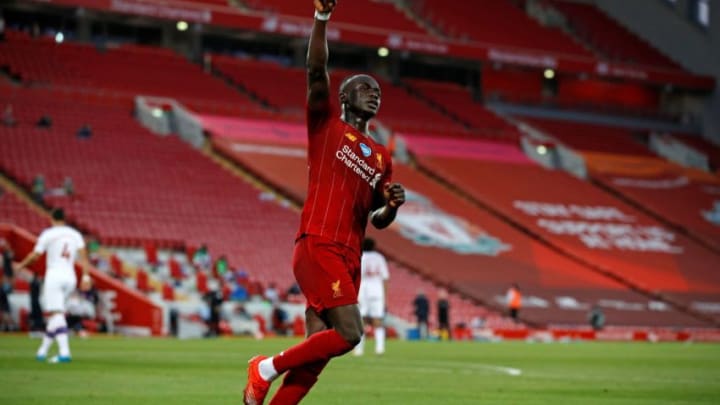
[371,182,405,229]
[371,154,403,228]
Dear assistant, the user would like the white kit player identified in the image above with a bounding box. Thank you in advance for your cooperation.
[15,208,91,363]
[354,238,389,356]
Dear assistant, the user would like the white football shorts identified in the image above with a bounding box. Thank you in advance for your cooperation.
[358,296,384,319]
[42,271,77,312]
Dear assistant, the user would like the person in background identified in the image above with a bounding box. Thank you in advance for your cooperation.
[506,283,522,322]
[193,244,212,271]
[241,1,405,403]
[272,305,290,336]
[14,208,92,363]
[413,289,429,340]
[353,237,390,356]
[29,272,45,331]
[36,114,52,128]
[76,123,92,139]
[3,104,16,127]
[1,238,16,331]
[0,275,14,331]
[86,237,101,267]
[63,177,74,197]
[264,282,280,305]
[203,284,223,338]
[215,255,229,279]
[589,304,605,331]
[1,239,13,292]
[31,175,45,205]
[437,288,450,340]
[0,11,6,42]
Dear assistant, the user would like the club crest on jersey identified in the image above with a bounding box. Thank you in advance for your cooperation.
[331,280,343,298]
[344,133,357,142]
[376,153,383,170]
[359,143,372,157]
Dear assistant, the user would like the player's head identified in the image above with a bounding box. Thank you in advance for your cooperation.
[339,74,381,120]
[51,208,65,224]
[362,237,376,252]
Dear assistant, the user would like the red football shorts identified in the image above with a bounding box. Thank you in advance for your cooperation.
[292,234,361,314]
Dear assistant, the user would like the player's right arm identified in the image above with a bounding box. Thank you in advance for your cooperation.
[306,1,336,121]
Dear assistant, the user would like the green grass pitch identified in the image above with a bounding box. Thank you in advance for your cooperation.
[1,335,719,404]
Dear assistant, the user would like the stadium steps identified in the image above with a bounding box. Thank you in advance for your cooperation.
[0,69,22,87]
[413,160,720,328]
[528,1,602,59]
[392,0,447,39]
[546,0,681,69]
[401,81,475,132]
[208,64,278,113]
[200,142,300,213]
[539,2,612,61]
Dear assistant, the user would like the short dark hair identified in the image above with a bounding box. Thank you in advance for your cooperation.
[51,208,65,221]
[362,237,375,252]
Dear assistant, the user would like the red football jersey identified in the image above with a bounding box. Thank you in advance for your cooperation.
[297,104,393,255]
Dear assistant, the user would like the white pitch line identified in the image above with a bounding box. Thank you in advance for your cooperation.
[474,364,523,376]
[412,360,523,377]
[353,360,522,377]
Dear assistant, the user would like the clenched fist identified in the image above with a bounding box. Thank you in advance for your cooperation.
[384,183,405,209]
[313,0,337,13]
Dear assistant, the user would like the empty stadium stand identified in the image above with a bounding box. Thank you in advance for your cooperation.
[0,30,265,116]
[547,0,681,69]
[0,86,298,287]
[672,133,720,173]
[211,55,307,115]
[212,56,469,134]
[519,116,654,156]
[482,67,545,105]
[1,1,717,333]
[244,0,428,35]
[570,148,720,254]
[417,154,720,324]
[404,78,520,141]
[0,186,47,235]
[414,0,592,57]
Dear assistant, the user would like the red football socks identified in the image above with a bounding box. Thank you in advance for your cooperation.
[269,360,328,405]
[272,329,352,374]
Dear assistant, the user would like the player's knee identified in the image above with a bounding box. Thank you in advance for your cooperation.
[337,326,362,346]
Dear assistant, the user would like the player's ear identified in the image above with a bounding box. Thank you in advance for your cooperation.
[339,90,348,105]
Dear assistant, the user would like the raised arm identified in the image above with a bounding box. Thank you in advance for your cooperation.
[307,0,336,113]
